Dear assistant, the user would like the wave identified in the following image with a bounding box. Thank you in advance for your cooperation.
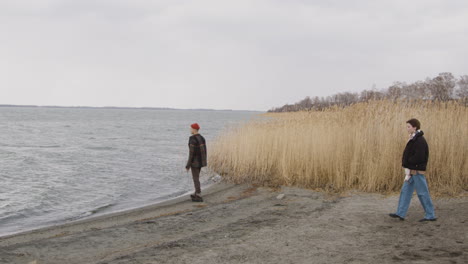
[84,146,116,151]
[0,144,61,149]
[38,145,61,148]
[67,203,116,221]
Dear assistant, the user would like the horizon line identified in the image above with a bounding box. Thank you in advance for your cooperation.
[0,104,264,112]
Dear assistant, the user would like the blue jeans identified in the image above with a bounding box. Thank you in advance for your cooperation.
[395,174,436,219]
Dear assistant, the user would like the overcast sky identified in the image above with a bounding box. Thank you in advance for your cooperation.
[1,0,467,111]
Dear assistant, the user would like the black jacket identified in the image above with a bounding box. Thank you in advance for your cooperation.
[402,131,429,171]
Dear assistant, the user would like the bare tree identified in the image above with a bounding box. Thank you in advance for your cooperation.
[415,80,431,99]
[360,89,384,102]
[298,96,313,110]
[456,75,468,105]
[400,80,428,100]
[333,92,359,106]
[428,72,456,101]
[386,82,404,101]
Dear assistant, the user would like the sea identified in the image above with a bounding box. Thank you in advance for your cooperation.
[0,106,259,236]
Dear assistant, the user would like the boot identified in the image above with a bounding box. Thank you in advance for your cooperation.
[191,193,203,202]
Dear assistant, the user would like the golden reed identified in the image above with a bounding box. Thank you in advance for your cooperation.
[209,100,468,196]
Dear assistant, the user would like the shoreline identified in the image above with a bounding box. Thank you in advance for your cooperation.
[0,176,222,239]
[1,182,466,264]
[0,181,233,244]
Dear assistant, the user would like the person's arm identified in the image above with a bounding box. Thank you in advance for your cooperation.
[186,137,196,169]
[200,142,207,167]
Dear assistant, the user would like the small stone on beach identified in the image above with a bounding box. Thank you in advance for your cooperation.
[277,194,285,200]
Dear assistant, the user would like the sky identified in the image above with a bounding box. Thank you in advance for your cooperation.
[1,0,467,111]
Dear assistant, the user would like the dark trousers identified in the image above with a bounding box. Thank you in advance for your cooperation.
[191,167,202,194]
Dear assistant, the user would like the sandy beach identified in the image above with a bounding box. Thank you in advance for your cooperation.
[0,182,466,264]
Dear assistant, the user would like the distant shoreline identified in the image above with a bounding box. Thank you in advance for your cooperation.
[0,104,262,112]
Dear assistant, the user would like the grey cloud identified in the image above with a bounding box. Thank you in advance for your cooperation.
[1,0,467,110]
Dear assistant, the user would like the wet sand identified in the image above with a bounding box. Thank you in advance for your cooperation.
[0,182,466,264]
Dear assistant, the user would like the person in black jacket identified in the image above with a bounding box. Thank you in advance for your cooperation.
[390,119,436,222]
[186,123,207,202]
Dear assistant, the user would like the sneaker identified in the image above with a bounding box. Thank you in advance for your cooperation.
[191,196,203,202]
[190,193,201,199]
[389,213,405,221]
[418,218,437,222]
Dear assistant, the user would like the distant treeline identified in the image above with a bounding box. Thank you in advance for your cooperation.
[269,72,468,112]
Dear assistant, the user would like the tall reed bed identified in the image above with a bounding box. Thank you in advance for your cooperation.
[209,100,468,196]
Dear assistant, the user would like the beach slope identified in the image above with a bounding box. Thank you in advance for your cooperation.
[0,183,466,264]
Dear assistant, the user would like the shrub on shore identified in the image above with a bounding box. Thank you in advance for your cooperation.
[209,100,468,196]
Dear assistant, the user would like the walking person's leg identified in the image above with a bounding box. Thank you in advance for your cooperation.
[395,177,416,218]
[413,174,436,220]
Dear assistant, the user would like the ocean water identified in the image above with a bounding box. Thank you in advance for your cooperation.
[0,107,258,236]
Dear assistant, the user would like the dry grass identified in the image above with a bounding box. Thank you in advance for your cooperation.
[209,100,468,196]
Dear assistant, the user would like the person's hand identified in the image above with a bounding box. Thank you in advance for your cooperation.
[186,167,190,172]
[404,175,411,182]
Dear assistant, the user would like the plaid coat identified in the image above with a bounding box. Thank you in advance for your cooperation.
[186,134,207,169]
